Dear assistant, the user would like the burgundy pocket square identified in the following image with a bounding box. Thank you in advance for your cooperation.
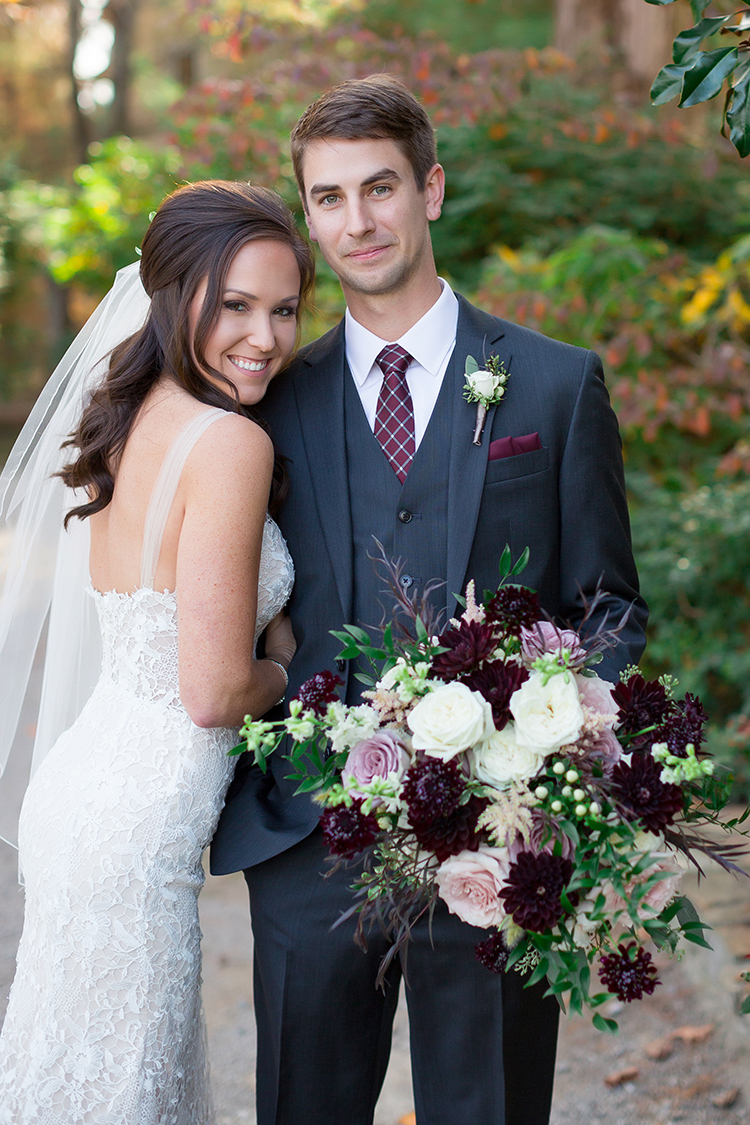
[488,432,542,461]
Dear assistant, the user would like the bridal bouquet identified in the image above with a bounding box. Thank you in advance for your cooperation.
[238,549,748,1031]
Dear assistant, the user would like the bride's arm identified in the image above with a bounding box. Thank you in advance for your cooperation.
[176,413,289,728]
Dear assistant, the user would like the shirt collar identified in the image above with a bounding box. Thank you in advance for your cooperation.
[345,279,459,386]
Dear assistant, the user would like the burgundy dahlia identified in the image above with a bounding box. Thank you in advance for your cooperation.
[410,794,489,863]
[484,585,541,636]
[611,751,683,832]
[655,693,708,757]
[461,660,529,730]
[293,670,344,717]
[402,757,467,823]
[431,619,499,680]
[612,674,672,740]
[598,942,659,1002]
[319,800,380,859]
[475,930,509,974]
[500,850,574,932]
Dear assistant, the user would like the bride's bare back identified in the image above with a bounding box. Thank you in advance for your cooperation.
[88,377,282,728]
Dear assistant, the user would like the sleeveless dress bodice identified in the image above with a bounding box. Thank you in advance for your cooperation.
[0,409,294,1125]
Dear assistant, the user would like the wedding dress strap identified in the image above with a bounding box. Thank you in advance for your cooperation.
[140,407,227,589]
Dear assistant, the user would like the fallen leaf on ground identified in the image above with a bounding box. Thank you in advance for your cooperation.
[398,1115,416,1125]
[680,1074,715,1099]
[604,1066,639,1087]
[711,1087,740,1108]
[644,1036,674,1060]
[671,1023,714,1044]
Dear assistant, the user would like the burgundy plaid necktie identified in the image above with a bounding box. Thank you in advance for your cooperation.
[374,344,415,484]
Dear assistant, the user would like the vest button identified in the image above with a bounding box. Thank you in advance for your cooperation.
[398,509,413,524]
[399,574,414,589]
[336,659,346,673]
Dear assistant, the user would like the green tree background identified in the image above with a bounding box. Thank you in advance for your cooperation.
[1,0,748,784]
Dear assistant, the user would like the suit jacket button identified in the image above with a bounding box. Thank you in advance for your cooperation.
[336,659,346,672]
[398,509,413,523]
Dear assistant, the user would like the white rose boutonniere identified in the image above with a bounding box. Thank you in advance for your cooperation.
[464,354,509,445]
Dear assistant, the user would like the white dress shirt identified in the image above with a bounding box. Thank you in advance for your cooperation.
[344,280,459,449]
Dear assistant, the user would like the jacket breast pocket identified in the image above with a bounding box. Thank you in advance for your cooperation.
[484,445,549,484]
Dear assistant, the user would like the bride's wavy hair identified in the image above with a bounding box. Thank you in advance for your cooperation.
[60,180,315,524]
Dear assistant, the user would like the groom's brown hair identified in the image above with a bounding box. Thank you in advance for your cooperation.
[291,74,438,203]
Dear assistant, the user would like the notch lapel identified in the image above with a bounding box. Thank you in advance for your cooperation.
[291,322,354,623]
[445,297,508,616]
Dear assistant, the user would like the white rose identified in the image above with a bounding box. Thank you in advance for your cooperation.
[510,673,584,754]
[467,370,502,400]
[472,723,547,788]
[407,681,494,760]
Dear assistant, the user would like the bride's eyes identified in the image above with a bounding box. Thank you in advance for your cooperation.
[223,300,247,313]
[274,305,297,319]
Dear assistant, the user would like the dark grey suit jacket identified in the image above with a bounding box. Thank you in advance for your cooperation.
[210,295,647,875]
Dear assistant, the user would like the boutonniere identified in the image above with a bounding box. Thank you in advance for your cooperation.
[463,354,509,446]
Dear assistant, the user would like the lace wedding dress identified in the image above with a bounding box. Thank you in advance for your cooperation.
[0,408,294,1124]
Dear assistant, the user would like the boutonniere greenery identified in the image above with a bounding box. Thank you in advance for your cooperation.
[464,354,509,446]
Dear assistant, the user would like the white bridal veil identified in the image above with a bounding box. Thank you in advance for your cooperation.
[0,262,150,848]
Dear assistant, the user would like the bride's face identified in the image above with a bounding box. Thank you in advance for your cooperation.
[188,239,301,406]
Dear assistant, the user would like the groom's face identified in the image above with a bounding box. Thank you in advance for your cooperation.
[300,137,444,302]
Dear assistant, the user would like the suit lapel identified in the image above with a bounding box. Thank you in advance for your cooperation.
[445,296,508,616]
[291,321,354,623]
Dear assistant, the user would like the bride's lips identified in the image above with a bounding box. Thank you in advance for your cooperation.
[228,355,272,373]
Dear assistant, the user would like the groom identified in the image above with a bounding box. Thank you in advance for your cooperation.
[211,75,647,1125]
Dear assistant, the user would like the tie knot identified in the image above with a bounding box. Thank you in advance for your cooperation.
[375,344,412,381]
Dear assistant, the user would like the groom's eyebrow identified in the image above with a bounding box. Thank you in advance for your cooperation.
[308,168,401,200]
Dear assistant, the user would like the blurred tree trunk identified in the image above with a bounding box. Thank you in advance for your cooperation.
[107,0,138,136]
[67,0,90,165]
[554,0,680,88]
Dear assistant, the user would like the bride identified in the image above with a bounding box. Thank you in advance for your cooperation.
[0,180,314,1123]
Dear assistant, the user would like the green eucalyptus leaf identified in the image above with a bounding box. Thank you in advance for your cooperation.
[727,68,750,157]
[498,544,512,578]
[690,0,714,18]
[651,61,693,105]
[592,1012,620,1034]
[465,354,479,375]
[672,16,731,65]
[679,47,739,107]
[740,994,750,1015]
[510,546,531,576]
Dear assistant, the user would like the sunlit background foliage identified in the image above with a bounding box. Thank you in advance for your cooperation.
[0,0,748,785]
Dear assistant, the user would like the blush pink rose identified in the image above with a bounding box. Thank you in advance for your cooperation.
[520,622,587,664]
[342,730,410,796]
[575,674,619,727]
[435,846,510,929]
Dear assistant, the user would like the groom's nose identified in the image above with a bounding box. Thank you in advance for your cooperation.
[345,197,376,239]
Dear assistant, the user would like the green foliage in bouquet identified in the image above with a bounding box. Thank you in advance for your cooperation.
[239,549,750,1028]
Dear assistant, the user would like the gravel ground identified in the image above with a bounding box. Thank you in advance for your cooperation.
[2,834,750,1125]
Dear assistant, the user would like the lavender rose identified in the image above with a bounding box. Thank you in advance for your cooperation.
[342,730,410,797]
[435,846,511,929]
[520,621,587,665]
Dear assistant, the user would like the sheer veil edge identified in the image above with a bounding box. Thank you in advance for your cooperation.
[0,262,150,849]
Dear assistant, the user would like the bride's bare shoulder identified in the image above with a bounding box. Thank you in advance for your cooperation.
[132,385,272,471]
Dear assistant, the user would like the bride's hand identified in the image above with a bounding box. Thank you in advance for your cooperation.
[264,611,296,671]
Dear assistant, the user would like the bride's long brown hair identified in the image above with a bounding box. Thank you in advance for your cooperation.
[60,180,315,525]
